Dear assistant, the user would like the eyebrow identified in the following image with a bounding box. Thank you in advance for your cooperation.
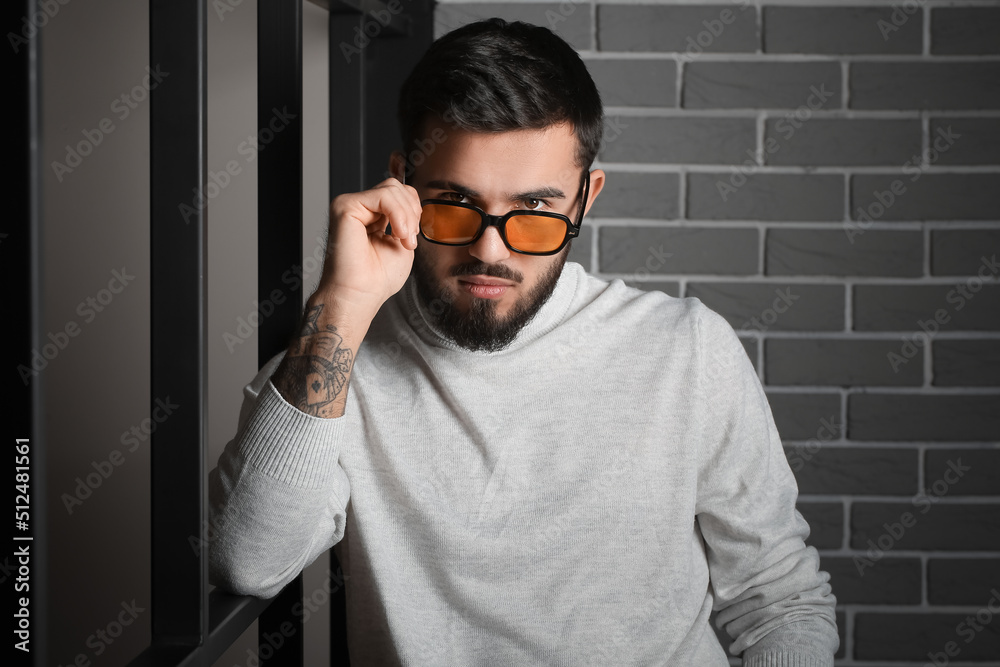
[424,180,566,201]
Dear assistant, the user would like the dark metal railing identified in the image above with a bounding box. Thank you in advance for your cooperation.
[130,0,432,665]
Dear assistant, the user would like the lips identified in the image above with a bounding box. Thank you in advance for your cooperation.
[458,275,515,287]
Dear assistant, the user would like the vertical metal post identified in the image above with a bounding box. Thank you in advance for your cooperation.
[149,0,209,649]
[258,0,305,360]
[330,12,366,195]
[327,13,365,665]
[258,0,305,663]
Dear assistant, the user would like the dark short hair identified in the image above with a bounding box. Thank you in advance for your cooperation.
[398,18,603,172]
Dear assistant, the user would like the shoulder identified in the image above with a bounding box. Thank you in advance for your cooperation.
[572,265,733,340]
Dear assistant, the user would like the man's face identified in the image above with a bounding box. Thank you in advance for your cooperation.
[396,120,603,352]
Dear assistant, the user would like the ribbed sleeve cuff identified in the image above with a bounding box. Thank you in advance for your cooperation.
[235,378,347,488]
[742,652,834,667]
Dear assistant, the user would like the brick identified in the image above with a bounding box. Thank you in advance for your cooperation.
[764,6,922,55]
[929,118,1000,165]
[687,283,845,332]
[851,62,1000,110]
[599,117,756,165]
[765,392,842,441]
[597,4,757,54]
[786,446,917,496]
[932,7,1000,55]
[599,227,758,275]
[620,280,680,299]
[767,229,923,278]
[568,224,592,271]
[434,4,591,50]
[738,336,757,369]
[855,611,1000,661]
[689,174,843,222]
[834,610,846,659]
[584,59,676,107]
[852,502,1000,550]
[848,394,1000,441]
[765,118,922,167]
[928,558,1000,604]
[820,556,921,604]
[853,284,1000,331]
[767,339,922,387]
[925,449,1000,496]
[852,174,1000,222]
[587,172,680,220]
[932,229,1000,275]
[933,340,1000,387]
[685,62,841,110]
[796,502,843,549]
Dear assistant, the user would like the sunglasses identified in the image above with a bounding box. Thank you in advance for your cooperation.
[417,172,591,256]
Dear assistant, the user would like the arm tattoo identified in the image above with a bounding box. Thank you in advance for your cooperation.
[272,304,356,416]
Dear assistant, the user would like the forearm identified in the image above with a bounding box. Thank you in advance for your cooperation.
[271,293,374,419]
[207,356,353,597]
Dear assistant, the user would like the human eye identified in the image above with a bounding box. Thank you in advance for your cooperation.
[440,191,469,203]
[519,197,548,211]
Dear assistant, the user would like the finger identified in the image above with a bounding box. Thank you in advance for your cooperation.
[346,187,420,241]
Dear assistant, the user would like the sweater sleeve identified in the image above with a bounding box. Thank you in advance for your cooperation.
[207,351,352,599]
[690,305,839,666]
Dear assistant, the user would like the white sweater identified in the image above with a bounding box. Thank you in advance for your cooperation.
[208,261,839,666]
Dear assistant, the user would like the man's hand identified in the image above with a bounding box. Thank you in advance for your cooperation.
[270,178,421,418]
[317,177,422,320]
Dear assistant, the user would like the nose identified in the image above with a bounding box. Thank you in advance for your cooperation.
[468,224,511,264]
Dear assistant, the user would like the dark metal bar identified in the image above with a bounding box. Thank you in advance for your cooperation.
[149,0,209,649]
[362,0,433,186]
[129,590,276,667]
[258,0,305,361]
[330,12,367,196]
[259,577,305,665]
[327,13,367,665]
[258,0,306,662]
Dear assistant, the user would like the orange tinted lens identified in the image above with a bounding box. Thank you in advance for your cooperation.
[506,214,567,253]
[421,204,482,243]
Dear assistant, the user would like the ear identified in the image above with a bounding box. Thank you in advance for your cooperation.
[388,151,406,182]
[583,168,606,218]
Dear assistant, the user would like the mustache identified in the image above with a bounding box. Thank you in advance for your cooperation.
[450,262,523,284]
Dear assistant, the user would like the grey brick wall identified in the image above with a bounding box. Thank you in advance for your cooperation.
[436,1,1000,663]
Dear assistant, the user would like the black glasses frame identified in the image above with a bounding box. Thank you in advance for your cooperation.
[418,172,592,256]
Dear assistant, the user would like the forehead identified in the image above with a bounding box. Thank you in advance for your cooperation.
[411,119,580,190]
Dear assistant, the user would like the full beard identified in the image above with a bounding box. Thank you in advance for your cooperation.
[411,245,569,353]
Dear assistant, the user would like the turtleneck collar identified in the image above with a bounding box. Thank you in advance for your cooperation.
[397,260,584,355]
